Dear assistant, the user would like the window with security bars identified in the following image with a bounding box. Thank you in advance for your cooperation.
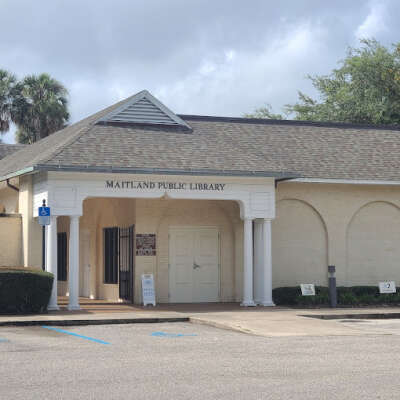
[104,227,119,284]
[57,232,67,281]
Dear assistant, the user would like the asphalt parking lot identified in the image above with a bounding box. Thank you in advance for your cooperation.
[1,321,400,400]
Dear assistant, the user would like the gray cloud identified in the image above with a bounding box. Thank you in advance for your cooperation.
[1,0,400,142]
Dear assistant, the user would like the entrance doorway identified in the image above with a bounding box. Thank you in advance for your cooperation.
[169,226,220,302]
[104,225,135,303]
[119,225,135,302]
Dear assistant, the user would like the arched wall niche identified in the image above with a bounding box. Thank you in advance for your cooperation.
[272,198,328,288]
[346,201,400,285]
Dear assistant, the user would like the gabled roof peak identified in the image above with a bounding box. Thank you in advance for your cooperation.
[97,90,192,131]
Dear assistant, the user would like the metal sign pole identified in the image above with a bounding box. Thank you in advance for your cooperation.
[41,199,46,271]
[328,265,337,308]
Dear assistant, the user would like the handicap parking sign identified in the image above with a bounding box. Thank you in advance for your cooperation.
[38,206,51,225]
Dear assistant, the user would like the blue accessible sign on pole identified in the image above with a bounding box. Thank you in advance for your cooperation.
[38,206,51,226]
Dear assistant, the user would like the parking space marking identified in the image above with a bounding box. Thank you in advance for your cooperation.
[151,331,197,338]
[42,326,110,344]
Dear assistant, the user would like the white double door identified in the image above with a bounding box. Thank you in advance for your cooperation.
[169,227,219,303]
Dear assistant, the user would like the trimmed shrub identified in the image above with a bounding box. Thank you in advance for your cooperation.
[274,285,400,307]
[357,294,378,305]
[273,286,329,306]
[349,286,379,297]
[337,289,358,306]
[379,293,400,304]
[272,287,302,305]
[297,286,330,306]
[0,267,54,314]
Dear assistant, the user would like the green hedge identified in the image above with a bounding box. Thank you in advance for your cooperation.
[0,268,54,314]
[273,286,400,307]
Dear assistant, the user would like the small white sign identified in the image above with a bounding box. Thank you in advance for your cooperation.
[379,281,396,294]
[300,284,316,296]
[141,274,156,306]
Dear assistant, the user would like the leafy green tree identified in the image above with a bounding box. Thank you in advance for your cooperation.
[286,39,400,124]
[14,126,32,144]
[0,69,17,138]
[13,73,69,143]
[244,104,283,119]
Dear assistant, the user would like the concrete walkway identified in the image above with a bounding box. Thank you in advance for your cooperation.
[2,300,400,336]
[189,307,400,337]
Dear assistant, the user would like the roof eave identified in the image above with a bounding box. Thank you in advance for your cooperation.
[35,164,299,179]
[0,166,35,182]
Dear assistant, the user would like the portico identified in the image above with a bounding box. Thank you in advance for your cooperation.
[38,171,276,310]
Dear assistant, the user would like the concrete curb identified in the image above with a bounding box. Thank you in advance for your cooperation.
[0,317,189,327]
[301,312,400,320]
[189,317,256,336]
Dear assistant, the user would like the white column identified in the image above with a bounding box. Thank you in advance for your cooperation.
[68,215,81,310]
[260,218,275,306]
[46,216,59,310]
[253,219,263,304]
[241,217,256,306]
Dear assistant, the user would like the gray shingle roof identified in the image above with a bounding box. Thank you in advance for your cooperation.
[0,143,25,160]
[0,92,400,181]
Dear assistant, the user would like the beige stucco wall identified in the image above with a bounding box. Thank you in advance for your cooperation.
[54,182,400,302]
[0,180,19,213]
[274,182,400,287]
[272,199,328,287]
[10,176,400,303]
[19,175,42,268]
[0,216,22,266]
[346,201,400,285]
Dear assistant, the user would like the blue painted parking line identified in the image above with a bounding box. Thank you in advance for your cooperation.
[0,338,9,343]
[151,331,197,338]
[42,326,110,344]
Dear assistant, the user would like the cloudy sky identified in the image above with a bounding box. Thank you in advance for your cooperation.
[1,0,399,143]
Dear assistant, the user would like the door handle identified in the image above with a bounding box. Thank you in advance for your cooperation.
[193,262,201,269]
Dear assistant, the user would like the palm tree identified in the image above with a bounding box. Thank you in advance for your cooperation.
[0,69,17,138]
[13,73,69,143]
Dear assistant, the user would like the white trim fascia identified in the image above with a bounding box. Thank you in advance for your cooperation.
[290,178,400,186]
[0,166,35,182]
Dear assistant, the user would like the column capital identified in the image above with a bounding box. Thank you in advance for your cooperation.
[242,216,254,222]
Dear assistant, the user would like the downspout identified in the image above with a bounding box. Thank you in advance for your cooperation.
[274,177,296,188]
[6,179,19,192]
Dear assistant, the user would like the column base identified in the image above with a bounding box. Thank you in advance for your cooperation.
[67,305,81,311]
[47,305,60,311]
[258,301,275,307]
[240,301,257,307]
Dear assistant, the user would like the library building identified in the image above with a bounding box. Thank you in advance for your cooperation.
[0,90,399,310]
